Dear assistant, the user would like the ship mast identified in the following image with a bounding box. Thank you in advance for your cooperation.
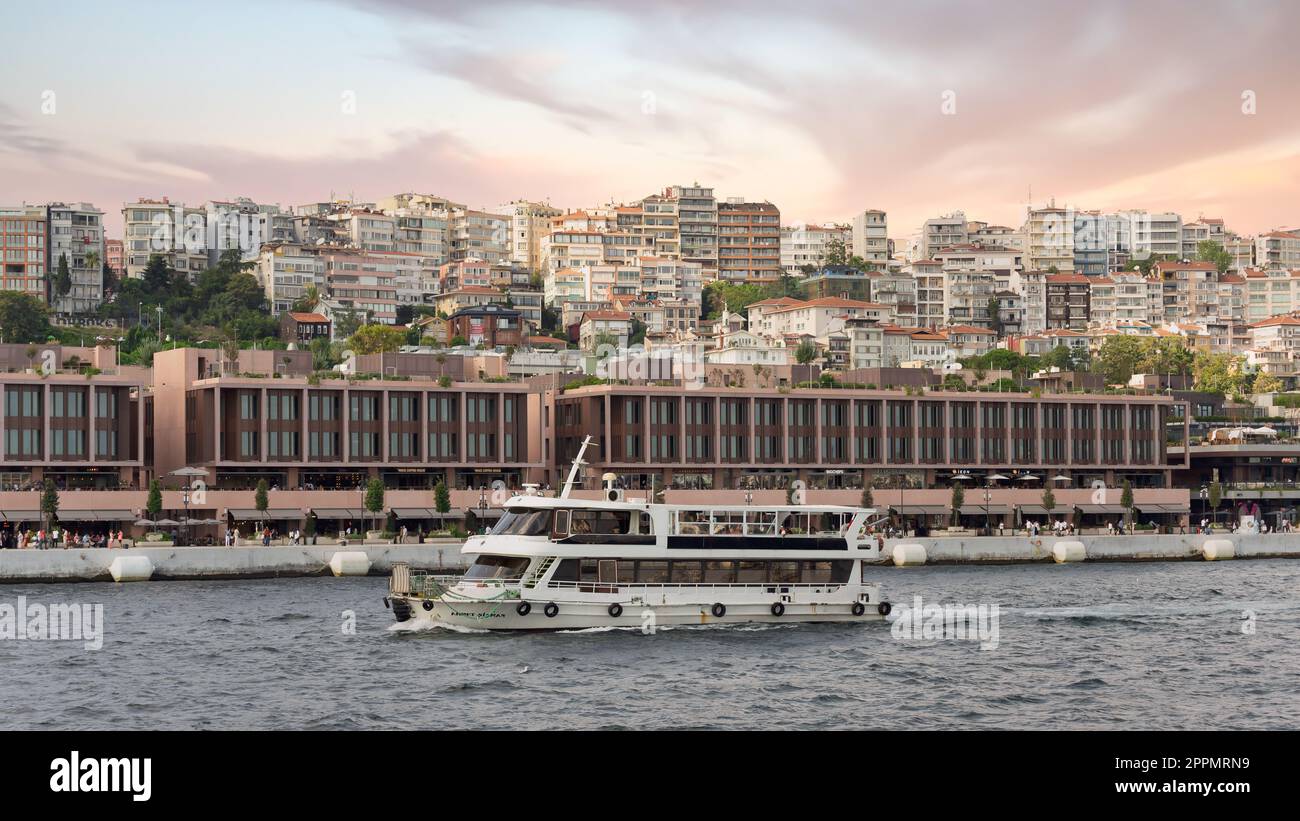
[560,435,595,499]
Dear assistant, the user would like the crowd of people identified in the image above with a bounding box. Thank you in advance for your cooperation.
[0,528,130,550]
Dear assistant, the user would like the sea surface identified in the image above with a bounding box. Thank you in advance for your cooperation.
[2,561,1298,730]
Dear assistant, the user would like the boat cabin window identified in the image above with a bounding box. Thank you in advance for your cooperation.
[550,559,852,585]
[463,555,532,580]
[490,509,552,537]
[568,509,633,535]
[670,509,782,536]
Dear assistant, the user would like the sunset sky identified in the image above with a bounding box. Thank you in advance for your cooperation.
[3,0,1299,238]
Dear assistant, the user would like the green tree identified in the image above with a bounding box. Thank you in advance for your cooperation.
[348,323,407,355]
[1041,486,1056,517]
[146,479,163,520]
[1192,351,1247,395]
[795,339,817,364]
[434,480,451,516]
[1041,344,1079,371]
[860,485,874,510]
[0,291,54,343]
[823,236,849,267]
[987,297,1003,336]
[292,285,320,313]
[1208,481,1222,523]
[1252,371,1283,395]
[254,479,269,525]
[1196,240,1233,274]
[141,254,173,294]
[949,481,965,528]
[365,477,386,536]
[41,479,60,532]
[1120,480,1134,531]
[54,252,72,300]
[1093,335,1147,385]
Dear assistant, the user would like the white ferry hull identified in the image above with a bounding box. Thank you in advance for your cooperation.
[388,593,888,632]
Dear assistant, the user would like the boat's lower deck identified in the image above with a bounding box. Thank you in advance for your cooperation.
[386,582,890,631]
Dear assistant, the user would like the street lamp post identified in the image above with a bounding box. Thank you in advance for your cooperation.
[181,486,191,547]
[478,487,488,535]
[156,306,163,344]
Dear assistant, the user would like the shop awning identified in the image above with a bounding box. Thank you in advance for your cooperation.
[311,508,368,519]
[1074,504,1128,514]
[464,507,503,519]
[56,510,137,522]
[0,510,40,522]
[959,504,1011,515]
[392,507,453,519]
[1018,505,1063,516]
[889,504,951,516]
[227,508,304,519]
[1137,503,1190,514]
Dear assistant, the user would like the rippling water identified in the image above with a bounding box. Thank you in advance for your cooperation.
[2,561,1298,730]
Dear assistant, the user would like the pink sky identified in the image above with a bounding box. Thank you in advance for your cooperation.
[3,0,1299,239]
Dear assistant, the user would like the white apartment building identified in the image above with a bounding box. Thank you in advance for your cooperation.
[1255,231,1300,270]
[780,224,851,275]
[760,297,887,341]
[851,209,888,265]
[907,259,945,329]
[1243,268,1300,322]
[1010,269,1048,335]
[1022,205,1074,272]
[1181,218,1227,258]
[253,242,327,315]
[122,198,210,279]
[450,209,509,264]
[666,185,717,273]
[913,212,968,261]
[46,202,104,314]
[493,199,562,272]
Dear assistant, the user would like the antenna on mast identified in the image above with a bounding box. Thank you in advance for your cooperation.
[560,435,597,499]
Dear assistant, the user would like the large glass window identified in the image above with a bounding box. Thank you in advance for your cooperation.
[490,509,552,536]
[463,555,531,580]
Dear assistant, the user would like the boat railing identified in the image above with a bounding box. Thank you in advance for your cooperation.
[398,570,519,598]
[542,579,866,593]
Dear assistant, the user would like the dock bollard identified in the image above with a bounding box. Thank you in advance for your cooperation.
[1201,539,1235,561]
[891,543,928,567]
[328,551,373,577]
[109,555,155,582]
[1051,540,1086,563]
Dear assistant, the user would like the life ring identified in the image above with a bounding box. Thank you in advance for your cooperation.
[422,600,434,611]
[771,602,785,617]
[544,602,559,618]
[608,603,623,618]
[852,601,866,617]
[877,601,892,616]
[516,601,532,617]
[711,602,726,618]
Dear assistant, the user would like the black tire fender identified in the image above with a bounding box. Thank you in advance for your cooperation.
[711,602,726,618]
[516,601,532,617]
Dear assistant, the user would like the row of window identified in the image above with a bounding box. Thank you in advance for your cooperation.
[551,558,855,585]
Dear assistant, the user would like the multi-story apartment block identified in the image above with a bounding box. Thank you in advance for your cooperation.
[1255,231,1300,270]
[914,212,969,261]
[666,185,717,274]
[851,209,889,266]
[122,198,210,279]
[493,200,561,273]
[439,258,492,291]
[45,202,105,314]
[780,224,851,276]
[1046,273,1090,330]
[866,269,918,327]
[254,242,328,315]
[1010,269,1048,335]
[1023,205,1074,272]
[717,200,781,282]
[907,259,946,329]
[450,209,509,265]
[1182,218,1227,259]
[104,239,124,281]
[1072,210,1111,276]
[1242,268,1300,323]
[0,205,47,304]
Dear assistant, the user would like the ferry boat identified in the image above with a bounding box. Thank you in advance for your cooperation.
[385,438,892,631]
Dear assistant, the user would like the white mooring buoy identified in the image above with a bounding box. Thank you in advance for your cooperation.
[328,551,373,577]
[891,543,928,566]
[109,555,155,582]
[1051,540,1086,563]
